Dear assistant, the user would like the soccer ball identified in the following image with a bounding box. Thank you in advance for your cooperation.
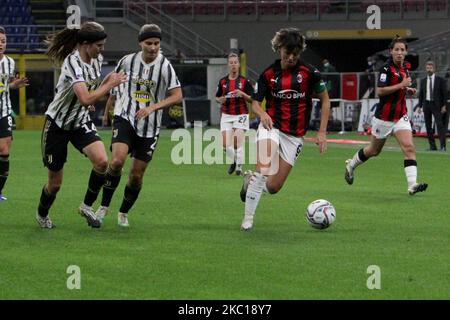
[306,199,336,229]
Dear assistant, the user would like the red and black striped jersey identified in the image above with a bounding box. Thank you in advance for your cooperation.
[375,60,409,122]
[253,59,326,137]
[216,75,253,115]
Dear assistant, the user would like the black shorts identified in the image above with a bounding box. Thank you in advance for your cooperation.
[41,116,102,171]
[0,115,13,138]
[111,116,159,163]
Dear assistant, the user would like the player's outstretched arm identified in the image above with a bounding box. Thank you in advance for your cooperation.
[135,87,183,121]
[73,71,127,106]
[250,100,272,130]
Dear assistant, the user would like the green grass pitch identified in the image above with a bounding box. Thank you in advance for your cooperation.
[1,129,449,299]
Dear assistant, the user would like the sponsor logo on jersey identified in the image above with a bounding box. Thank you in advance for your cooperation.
[132,77,156,87]
[133,90,152,104]
[225,92,239,99]
[272,89,305,99]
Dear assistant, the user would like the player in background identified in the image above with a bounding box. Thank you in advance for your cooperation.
[36,21,127,228]
[0,26,29,201]
[95,24,182,227]
[344,36,428,195]
[239,28,330,231]
[215,52,253,176]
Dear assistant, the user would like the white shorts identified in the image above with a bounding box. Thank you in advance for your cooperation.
[256,123,304,166]
[371,115,412,139]
[220,113,249,131]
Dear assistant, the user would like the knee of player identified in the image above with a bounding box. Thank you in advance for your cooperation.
[0,147,9,155]
[111,158,126,170]
[95,159,108,173]
[128,173,143,187]
[403,143,415,155]
[266,181,282,194]
[47,182,62,194]
[128,178,142,190]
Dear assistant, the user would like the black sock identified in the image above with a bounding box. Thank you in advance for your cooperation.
[38,186,57,217]
[404,159,417,167]
[83,169,106,207]
[358,149,369,162]
[119,185,141,214]
[101,166,122,207]
[0,155,9,194]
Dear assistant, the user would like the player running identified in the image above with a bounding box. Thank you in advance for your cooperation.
[95,24,182,227]
[215,52,253,176]
[239,28,330,231]
[36,21,126,229]
[344,36,428,195]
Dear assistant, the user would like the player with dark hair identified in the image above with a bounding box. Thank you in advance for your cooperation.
[215,52,253,176]
[239,28,330,231]
[95,24,182,227]
[344,36,428,195]
[0,26,29,202]
[36,22,127,228]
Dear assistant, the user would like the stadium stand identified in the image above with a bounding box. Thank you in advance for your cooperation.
[128,0,449,17]
[0,0,41,51]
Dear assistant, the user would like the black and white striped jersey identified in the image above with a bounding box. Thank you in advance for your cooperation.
[0,55,15,119]
[113,52,180,138]
[45,50,103,130]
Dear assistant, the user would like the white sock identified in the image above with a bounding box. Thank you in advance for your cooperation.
[235,147,243,166]
[225,147,235,163]
[349,151,363,169]
[245,172,267,216]
[404,165,417,189]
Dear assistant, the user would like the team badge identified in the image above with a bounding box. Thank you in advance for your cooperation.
[297,73,303,83]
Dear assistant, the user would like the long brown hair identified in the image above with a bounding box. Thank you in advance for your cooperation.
[45,21,105,65]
